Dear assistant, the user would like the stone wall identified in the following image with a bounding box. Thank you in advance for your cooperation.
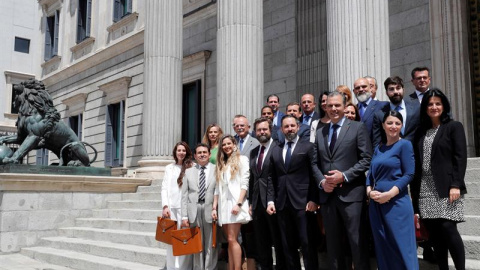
[389,0,432,92]
[0,191,122,252]
[263,0,298,112]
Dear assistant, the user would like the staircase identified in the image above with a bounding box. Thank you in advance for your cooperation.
[17,158,480,269]
[21,182,167,269]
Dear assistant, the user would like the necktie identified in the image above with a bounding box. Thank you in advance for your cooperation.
[198,166,206,201]
[285,142,293,169]
[239,139,244,151]
[329,124,340,152]
[303,115,311,125]
[359,102,367,119]
[257,146,266,172]
[418,92,424,103]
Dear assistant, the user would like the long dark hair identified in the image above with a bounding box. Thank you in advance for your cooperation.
[172,141,193,187]
[419,88,452,131]
[383,110,403,124]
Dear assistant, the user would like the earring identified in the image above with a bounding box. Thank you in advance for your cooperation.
[233,146,238,152]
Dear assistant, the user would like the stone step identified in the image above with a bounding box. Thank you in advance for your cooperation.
[75,218,157,232]
[122,192,161,200]
[466,168,480,184]
[464,235,480,260]
[418,256,480,269]
[466,182,480,198]
[92,209,159,220]
[38,236,166,267]
[466,199,480,216]
[137,185,162,193]
[0,253,74,270]
[468,158,480,169]
[58,227,164,248]
[459,216,480,236]
[21,246,160,270]
[107,200,163,209]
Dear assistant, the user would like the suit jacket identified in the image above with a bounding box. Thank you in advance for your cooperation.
[249,140,277,210]
[181,163,216,223]
[275,123,311,144]
[267,138,322,210]
[235,135,260,158]
[300,111,320,126]
[315,119,372,204]
[408,92,419,103]
[411,120,468,212]
[360,99,388,140]
[372,100,420,147]
[274,111,286,126]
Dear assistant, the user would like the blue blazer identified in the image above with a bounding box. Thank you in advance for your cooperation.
[360,99,388,140]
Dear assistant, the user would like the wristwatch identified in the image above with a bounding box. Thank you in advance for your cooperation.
[237,202,242,207]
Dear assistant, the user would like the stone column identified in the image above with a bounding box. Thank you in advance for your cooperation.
[326,0,390,101]
[217,0,263,129]
[137,0,183,179]
[430,0,476,156]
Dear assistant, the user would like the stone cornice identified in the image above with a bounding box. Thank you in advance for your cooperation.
[62,93,87,116]
[70,37,96,53]
[0,173,151,193]
[107,12,139,33]
[41,55,62,68]
[4,70,35,81]
[99,76,132,104]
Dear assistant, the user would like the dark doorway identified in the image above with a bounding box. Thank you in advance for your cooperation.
[182,80,202,150]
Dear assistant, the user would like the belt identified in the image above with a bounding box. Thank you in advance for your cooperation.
[198,199,205,203]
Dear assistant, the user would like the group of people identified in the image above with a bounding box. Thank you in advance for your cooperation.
[160,66,468,270]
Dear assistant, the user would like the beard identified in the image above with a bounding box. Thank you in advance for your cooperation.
[257,134,271,143]
[356,92,371,103]
[284,132,297,141]
[389,94,403,105]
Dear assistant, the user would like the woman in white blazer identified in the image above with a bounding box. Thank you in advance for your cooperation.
[161,141,193,270]
[212,135,251,270]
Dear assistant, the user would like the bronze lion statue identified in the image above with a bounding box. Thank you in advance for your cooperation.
[0,79,96,166]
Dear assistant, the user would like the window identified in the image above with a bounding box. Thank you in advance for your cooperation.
[11,84,19,114]
[77,0,92,43]
[105,101,124,167]
[69,113,83,140]
[113,0,132,22]
[45,10,60,61]
[36,149,49,166]
[14,37,30,54]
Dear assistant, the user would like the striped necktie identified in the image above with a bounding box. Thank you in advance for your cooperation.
[198,166,206,201]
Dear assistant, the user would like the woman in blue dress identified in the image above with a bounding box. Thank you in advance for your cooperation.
[366,110,418,270]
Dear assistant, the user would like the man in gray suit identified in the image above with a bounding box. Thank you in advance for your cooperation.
[181,143,218,270]
[233,114,260,157]
[314,91,372,270]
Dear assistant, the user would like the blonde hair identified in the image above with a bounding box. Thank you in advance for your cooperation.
[335,85,353,104]
[202,124,224,148]
[215,135,241,182]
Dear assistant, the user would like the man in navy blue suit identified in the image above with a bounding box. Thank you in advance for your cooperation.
[354,77,388,141]
[372,76,420,148]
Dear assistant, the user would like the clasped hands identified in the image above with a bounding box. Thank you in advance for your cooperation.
[369,190,392,204]
[321,170,344,193]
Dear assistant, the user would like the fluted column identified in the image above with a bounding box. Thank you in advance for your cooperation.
[137,0,182,179]
[327,0,389,101]
[430,0,476,156]
[217,0,263,129]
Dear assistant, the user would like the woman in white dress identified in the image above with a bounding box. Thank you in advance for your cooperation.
[212,135,251,270]
[161,141,193,270]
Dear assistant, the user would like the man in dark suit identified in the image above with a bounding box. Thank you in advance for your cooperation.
[372,76,420,147]
[408,66,431,103]
[300,93,320,126]
[267,94,285,127]
[266,115,321,270]
[314,91,372,270]
[275,102,310,144]
[354,77,388,140]
[248,117,286,270]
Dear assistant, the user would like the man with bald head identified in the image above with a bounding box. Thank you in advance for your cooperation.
[300,93,320,126]
[353,77,387,140]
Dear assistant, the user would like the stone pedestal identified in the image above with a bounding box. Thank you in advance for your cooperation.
[139,0,183,178]
[430,0,476,156]
[326,0,389,101]
[216,0,263,129]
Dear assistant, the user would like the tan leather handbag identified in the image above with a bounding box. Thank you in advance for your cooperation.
[171,227,203,256]
[155,217,177,244]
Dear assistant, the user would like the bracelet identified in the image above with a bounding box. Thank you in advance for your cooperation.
[212,208,217,211]
[367,190,372,198]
